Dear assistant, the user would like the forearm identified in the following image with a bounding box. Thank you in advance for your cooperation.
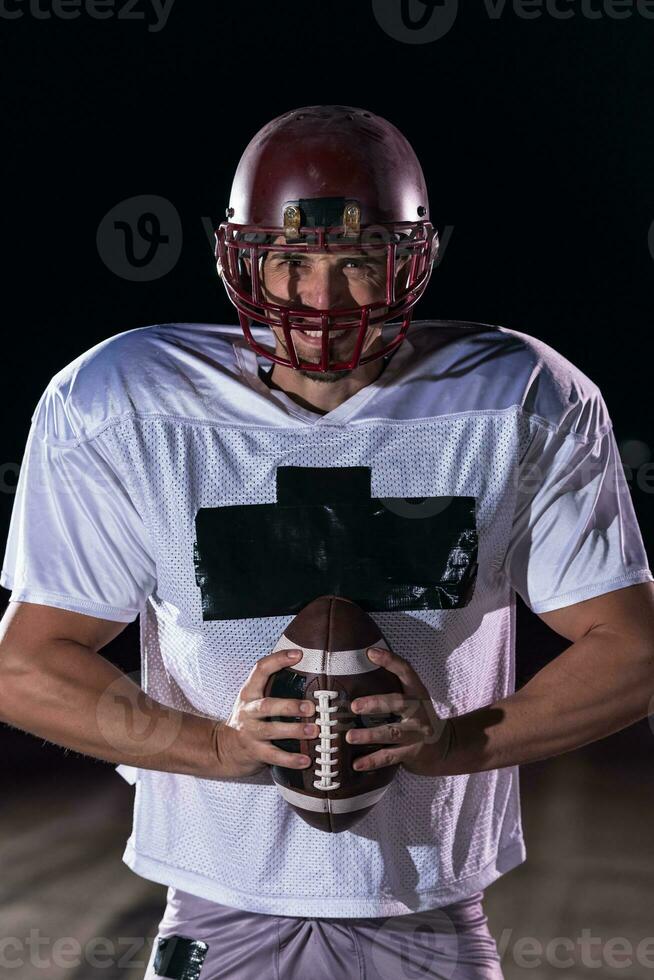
[0,639,223,779]
[438,625,654,776]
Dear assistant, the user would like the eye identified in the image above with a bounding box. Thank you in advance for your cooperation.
[277,259,369,270]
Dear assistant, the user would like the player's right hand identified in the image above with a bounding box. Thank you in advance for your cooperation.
[213,648,317,778]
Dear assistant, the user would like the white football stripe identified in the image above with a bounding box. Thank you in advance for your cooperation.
[271,634,389,675]
[273,781,392,813]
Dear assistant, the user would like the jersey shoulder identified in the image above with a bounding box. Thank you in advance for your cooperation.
[30,323,250,445]
[407,319,610,438]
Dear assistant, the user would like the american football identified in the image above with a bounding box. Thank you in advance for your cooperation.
[264,595,404,833]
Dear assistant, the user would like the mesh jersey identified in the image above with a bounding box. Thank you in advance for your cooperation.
[2,320,651,917]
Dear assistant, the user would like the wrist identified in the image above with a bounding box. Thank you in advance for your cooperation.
[204,718,243,779]
[425,717,456,775]
[168,712,229,780]
[208,718,233,778]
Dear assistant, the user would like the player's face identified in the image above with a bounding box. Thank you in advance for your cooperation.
[257,237,409,372]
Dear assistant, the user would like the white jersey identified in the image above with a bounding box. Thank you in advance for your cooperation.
[2,320,651,916]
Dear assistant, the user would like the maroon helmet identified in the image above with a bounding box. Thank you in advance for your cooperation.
[215,105,438,373]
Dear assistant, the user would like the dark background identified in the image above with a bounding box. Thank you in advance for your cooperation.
[1,3,653,978]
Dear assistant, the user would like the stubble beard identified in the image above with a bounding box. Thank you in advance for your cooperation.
[275,329,383,384]
[296,367,351,383]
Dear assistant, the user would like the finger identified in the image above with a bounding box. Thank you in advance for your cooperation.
[352,746,406,772]
[241,648,304,700]
[259,744,312,769]
[366,647,428,698]
[245,696,315,719]
[254,720,319,741]
[350,692,407,714]
[346,721,425,746]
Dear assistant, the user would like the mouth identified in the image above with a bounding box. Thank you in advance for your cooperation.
[273,321,380,356]
[295,328,333,347]
[293,325,366,349]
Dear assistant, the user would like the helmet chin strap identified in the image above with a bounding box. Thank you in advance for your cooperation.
[257,336,394,388]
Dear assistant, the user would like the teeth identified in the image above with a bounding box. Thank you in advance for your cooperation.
[300,330,324,337]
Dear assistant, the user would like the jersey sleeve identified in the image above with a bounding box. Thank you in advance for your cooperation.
[502,412,653,614]
[0,384,157,622]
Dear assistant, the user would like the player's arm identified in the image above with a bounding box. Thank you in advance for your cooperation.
[299,584,654,778]
[440,581,654,776]
[0,601,314,779]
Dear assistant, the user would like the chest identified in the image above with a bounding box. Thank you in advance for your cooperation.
[108,411,526,623]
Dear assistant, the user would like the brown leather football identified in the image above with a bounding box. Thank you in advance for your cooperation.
[263,595,403,833]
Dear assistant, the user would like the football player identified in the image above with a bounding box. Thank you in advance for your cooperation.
[1,105,653,980]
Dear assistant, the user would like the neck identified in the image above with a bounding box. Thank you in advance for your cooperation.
[266,346,389,415]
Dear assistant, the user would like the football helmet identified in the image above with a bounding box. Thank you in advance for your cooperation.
[215,105,438,373]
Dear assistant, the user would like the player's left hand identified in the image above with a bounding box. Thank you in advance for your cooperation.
[346,647,453,777]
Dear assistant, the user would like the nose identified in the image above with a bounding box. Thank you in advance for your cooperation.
[301,262,351,311]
